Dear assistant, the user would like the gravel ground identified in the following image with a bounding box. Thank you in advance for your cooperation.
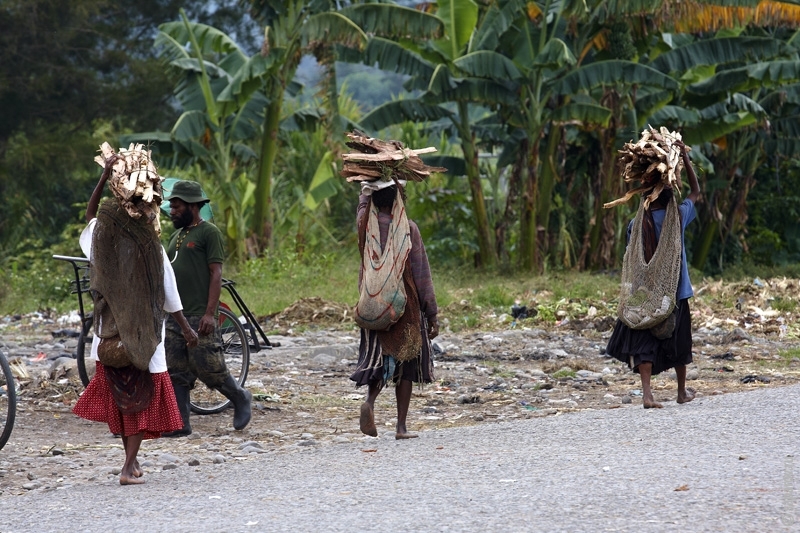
[1,382,797,532]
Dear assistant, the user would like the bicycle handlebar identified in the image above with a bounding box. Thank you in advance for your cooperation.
[52,255,90,264]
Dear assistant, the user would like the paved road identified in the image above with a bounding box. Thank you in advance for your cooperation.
[2,385,798,533]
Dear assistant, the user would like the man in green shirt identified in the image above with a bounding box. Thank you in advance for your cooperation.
[162,180,252,437]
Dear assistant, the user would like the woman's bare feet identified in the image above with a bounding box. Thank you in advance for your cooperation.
[120,469,146,485]
[677,387,696,404]
[133,460,143,478]
[643,395,663,409]
[360,402,377,437]
[395,420,418,440]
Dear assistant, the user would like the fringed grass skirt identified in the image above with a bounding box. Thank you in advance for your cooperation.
[606,298,693,375]
[73,362,183,439]
[350,322,434,388]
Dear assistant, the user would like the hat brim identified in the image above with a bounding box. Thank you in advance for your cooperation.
[160,178,214,220]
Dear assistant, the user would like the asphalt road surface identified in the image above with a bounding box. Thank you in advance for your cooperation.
[2,384,798,533]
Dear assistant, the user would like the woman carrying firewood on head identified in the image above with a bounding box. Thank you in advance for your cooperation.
[342,132,443,439]
[604,127,701,409]
[72,144,198,484]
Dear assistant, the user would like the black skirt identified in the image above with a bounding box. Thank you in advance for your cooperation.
[606,298,693,375]
[350,321,434,387]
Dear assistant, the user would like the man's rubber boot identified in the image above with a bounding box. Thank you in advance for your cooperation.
[217,375,252,430]
[162,384,192,438]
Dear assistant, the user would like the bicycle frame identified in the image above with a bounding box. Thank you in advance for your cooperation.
[52,255,92,327]
[221,278,275,351]
[54,255,275,352]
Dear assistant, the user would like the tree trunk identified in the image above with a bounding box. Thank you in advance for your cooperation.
[588,92,623,270]
[536,125,562,262]
[457,101,496,269]
[254,87,283,253]
[495,144,524,271]
[519,141,540,272]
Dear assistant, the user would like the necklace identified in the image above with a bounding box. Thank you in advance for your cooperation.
[171,220,203,263]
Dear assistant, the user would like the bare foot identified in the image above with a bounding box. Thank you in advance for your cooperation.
[133,460,143,478]
[120,473,146,486]
[359,402,377,437]
[395,432,418,440]
[643,395,663,409]
[677,387,696,404]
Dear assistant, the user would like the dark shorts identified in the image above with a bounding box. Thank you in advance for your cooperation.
[165,315,231,389]
[606,298,693,375]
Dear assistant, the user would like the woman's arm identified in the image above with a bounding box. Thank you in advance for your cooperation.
[86,156,118,222]
[682,147,701,204]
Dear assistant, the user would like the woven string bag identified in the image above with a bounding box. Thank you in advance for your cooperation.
[618,194,682,330]
[354,189,412,331]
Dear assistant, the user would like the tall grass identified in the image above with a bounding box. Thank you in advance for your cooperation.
[228,249,360,317]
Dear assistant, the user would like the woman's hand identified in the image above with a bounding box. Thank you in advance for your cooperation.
[427,316,439,340]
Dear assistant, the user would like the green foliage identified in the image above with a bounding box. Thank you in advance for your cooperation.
[745,159,800,267]
[473,285,515,308]
[0,221,89,314]
[608,22,637,61]
[0,0,260,256]
[273,118,345,255]
[5,0,800,294]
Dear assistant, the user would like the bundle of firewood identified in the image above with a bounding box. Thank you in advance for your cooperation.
[94,142,163,206]
[604,126,686,209]
[341,131,447,183]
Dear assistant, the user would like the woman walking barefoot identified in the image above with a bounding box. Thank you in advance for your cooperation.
[606,142,701,408]
[73,150,197,485]
[350,182,439,439]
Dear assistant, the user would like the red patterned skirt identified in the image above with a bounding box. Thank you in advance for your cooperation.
[73,362,183,439]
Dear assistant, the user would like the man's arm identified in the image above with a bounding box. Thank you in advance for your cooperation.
[198,262,222,336]
[171,310,199,347]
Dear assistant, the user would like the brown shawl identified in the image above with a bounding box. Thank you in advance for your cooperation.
[91,198,165,371]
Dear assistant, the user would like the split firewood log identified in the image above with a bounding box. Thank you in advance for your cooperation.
[340,130,447,183]
[94,142,164,232]
[604,126,687,209]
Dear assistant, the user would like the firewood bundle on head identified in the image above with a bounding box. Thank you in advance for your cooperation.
[94,142,164,233]
[340,130,447,186]
[604,126,686,210]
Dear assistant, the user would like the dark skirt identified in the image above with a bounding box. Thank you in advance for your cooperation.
[606,298,693,375]
[350,320,434,387]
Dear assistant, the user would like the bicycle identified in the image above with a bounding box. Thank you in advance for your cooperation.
[0,349,17,450]
[53,255,274,415]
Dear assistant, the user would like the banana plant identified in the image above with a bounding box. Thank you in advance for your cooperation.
[643,28,800,271]
[358,0,514,269]
[125,9,271,262]
[245,2,367,252]
[244,0,445,252]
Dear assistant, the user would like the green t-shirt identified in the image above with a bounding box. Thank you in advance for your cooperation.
[167,222,225,316]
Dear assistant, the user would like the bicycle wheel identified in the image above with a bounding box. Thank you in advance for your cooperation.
[190,307,250,415]
[0,351,17,450]
[76,315,94,387]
